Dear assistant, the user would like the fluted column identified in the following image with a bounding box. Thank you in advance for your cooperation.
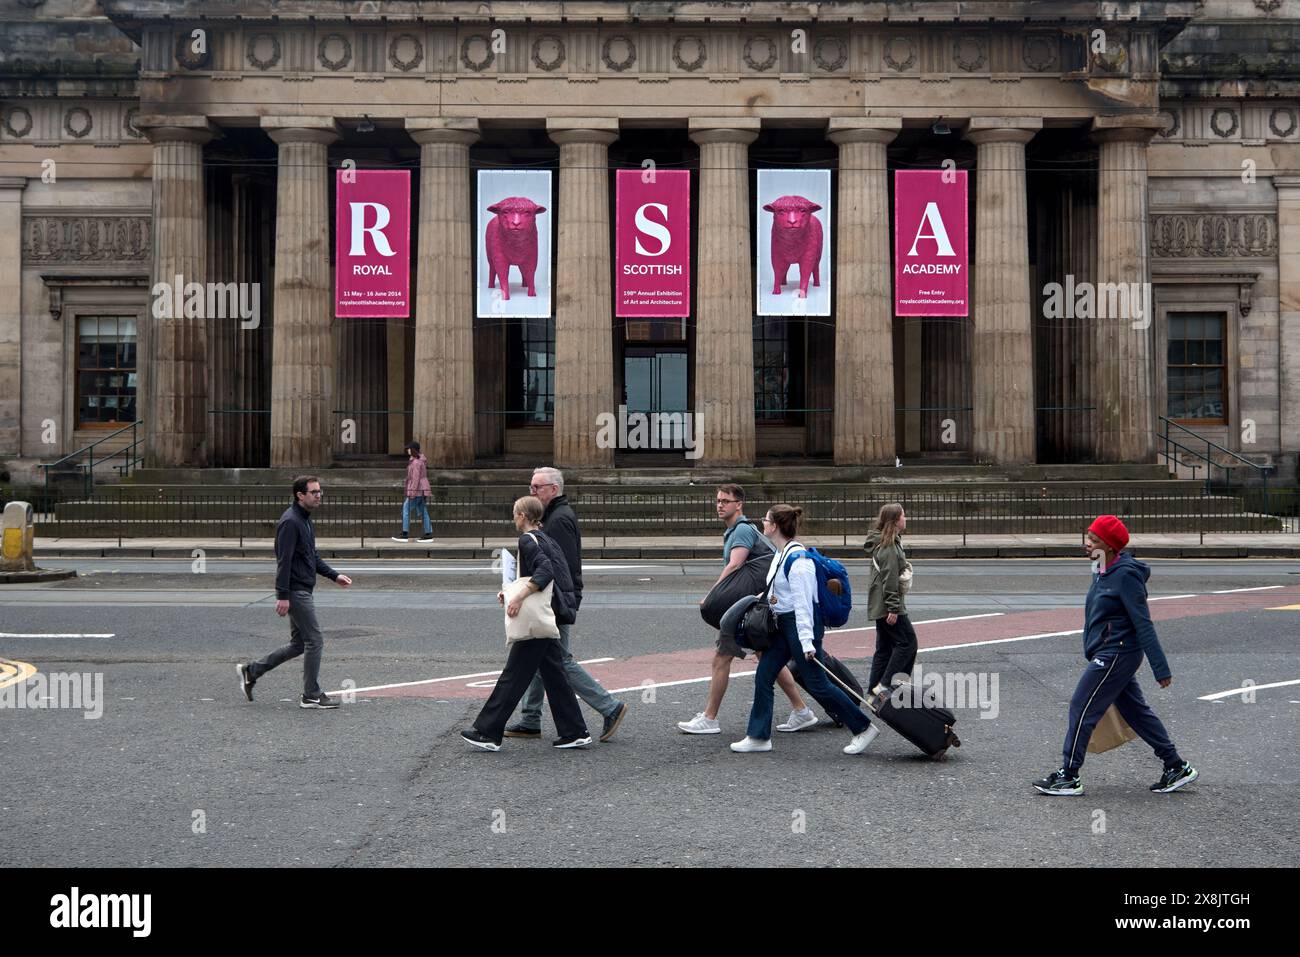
[1277,175,1300,469]
[1093,116,1161,463]
[548,119,618,467]
[829,118,900,464]
[408,119,479,466]
[137,115,215,467]
[262,117,339,468]
[0,177,25,456]
[967,117,1041,464]
[690,119,760,466]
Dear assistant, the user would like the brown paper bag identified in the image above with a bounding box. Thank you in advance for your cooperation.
[1087,704,1138,754]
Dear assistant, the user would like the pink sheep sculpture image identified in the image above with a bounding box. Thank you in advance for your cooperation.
[485,196,547,299]
[763,195,824,298]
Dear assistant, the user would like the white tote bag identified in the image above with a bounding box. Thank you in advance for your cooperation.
[503,575,559,642]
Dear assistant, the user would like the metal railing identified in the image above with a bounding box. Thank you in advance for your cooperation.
[12,482,1298,546]
[39,420,144,495]
[1158,415,1272,496]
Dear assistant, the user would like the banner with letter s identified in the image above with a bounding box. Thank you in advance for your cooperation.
[894,169,968,317]
[616,169,690,318]
[335,169,411,317]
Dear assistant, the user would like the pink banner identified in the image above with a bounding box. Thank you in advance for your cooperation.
[894,169,968,317]
[616,169,690,318]
[335,169,411,317]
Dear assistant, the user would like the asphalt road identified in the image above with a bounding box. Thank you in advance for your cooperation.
[1,558,1297,867]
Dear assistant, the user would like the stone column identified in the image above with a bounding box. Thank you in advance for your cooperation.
[1276,175,1300,473]
[548,119,618,467]
[690,118,760,466]
[967,117,1041,464]
[261,117,339,468]
[136,115,215,467]
[1093,116,1162,464]
[408,119,480,467]
[828,118,900,465]
[0,177,25,456]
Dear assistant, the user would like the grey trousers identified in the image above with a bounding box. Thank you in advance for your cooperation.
[515,622,620,728]
[250,590,324,697]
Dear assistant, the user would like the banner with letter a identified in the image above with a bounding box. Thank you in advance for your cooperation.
[894,169,968,317]
[335,169,411,317]
[616,169,690,318]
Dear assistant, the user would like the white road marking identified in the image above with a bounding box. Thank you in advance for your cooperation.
[826,612,1004,636]
[1209,585,1286,594]
[1149,595,1197,602]
[1197,678,1300,701]
[0,633,116,638]
[329,657,615,695]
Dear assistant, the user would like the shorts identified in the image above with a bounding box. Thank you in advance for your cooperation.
[715,630,747,660]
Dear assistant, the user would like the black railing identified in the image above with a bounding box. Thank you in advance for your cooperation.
[40,420,143,495]
[1158,415,1272,505]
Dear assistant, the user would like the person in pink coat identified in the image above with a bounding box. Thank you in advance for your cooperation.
[393,442,434,543]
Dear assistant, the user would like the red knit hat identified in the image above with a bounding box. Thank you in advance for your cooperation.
[1088,515,1129,552]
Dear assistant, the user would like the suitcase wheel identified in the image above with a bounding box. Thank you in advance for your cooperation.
[931,748,949,762]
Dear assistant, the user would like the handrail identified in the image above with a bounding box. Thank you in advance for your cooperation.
[41,421,143,492]
[1158,415,1270,497]
[1158,416,1267,472]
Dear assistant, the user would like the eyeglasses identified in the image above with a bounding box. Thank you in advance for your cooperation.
[762,516,773,524]
[529,483,555,492]
[716,499,739,506]
[306,489,323,497]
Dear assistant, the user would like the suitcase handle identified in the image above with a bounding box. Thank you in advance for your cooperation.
[811,656,882,711]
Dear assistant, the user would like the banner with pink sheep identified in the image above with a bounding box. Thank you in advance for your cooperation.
[335,169,411,318]
[894,169,969,317]
[476,169,553,319]
[755,169,832,317]
[615,169,690,318]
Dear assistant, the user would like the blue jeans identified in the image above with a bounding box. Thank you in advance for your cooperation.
[402,496,431,535]
[515,622,621,727]
[1062,649,1181,775]
[747,612,871,739]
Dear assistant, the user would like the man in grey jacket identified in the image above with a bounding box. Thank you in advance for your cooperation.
[504,467,629,742]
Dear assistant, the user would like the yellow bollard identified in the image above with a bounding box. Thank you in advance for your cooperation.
[1,500,36,572]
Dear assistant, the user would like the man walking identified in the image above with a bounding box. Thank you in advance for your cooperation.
[677,484,817,735]
[238,476,353,709]
[504,467,629,742]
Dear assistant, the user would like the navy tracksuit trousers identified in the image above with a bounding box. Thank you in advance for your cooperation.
[1062,649,1182,776]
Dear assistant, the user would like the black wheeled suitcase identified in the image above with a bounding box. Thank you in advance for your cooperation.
[813,659,961,760]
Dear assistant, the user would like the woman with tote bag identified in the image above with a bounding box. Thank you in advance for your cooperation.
[864,502,918,696]
[461,496,592,751]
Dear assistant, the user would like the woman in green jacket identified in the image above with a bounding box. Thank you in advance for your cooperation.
[864,502,917,695]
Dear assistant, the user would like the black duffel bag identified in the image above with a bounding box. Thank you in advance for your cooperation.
[699,534,774,629]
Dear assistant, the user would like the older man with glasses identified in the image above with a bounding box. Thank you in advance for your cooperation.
[503,466,629,742]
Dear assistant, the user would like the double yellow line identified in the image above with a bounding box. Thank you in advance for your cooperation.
[0,657,37,689]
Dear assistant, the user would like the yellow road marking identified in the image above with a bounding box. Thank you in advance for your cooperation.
[0,656,38,689]
[1267,604,1300,611]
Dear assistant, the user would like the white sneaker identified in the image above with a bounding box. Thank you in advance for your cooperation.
[729,736,773,753]
[843,724,880,755]
[677,713,721,735]
[776,707,818,732]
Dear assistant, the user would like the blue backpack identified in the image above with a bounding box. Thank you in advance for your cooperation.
[782,547,853,627]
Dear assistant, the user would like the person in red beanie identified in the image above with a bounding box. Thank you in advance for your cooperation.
[1033,515,1198,796]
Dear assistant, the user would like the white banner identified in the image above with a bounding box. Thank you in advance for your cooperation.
[476,170,553,318]
[755,169,832,317]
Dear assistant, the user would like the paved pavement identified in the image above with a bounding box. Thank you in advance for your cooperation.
[1,559,1297,867]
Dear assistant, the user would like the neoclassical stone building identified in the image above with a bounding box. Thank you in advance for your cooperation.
[1,0,1297,479]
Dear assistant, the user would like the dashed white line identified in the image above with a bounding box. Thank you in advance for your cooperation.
[0,633,116,638]
[1197,678,1300,701]
[330,657,616,695]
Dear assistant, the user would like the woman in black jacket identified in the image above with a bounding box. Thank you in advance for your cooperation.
[461,496,591,751]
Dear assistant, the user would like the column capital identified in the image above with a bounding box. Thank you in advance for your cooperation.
[1272,174,1300,195]
[136,114,217,145]
[547,117,619,147]
[828,117,902,147]
[260,116,341,146]
[406,118,480,147]
[688,117,761,147]
[1091,114,1164,145]
[966,116,1042,147]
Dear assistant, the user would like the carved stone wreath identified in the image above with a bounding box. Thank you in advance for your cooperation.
[389,34,423,72]
[953,36,987,72]
[1157,108,1180,138]
[123,107,144,139]
[883,36,916,73]
[1022,35,1059,72]
[461,34,495,72]
[601,35,637,72]
[318,34,353,71]
[1210,108,1239,138]
[1253,0,1282,11]
[246,33,281,71]
[4,106,33,138]
[1269,107,1297,138]
[175,30,211,71]
[743,35,778,72]
[531,35,566,72]
[672,36,707,73]
[64,107,93,139]
[813,37,848,72]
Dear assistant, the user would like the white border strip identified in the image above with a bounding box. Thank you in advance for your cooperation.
[332,658,615,695]
[0,633,116,638]
[1209,585,1286,594]
[1197,678,1300,701]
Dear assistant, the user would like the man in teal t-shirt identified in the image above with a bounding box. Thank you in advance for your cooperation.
[676,484,817,735]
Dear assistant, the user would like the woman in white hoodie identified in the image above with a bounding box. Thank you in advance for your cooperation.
[731,503,878,755]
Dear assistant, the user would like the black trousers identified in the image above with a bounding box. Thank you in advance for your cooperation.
[869,614,918,690]
[474,638,588,741]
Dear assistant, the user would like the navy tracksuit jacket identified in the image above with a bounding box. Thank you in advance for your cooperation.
[1061,553,1183,775]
